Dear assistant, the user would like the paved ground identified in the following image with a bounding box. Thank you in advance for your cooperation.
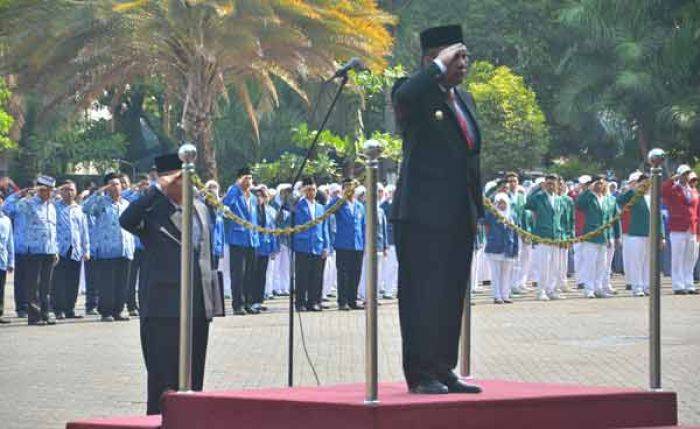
[1,275,699,429]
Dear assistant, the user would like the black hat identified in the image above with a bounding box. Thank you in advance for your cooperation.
[237,167,252,178]
[592,174,606,182]
[154,153,182,173]
[103,172,121,185]
[301,176,316,187]
[420,25,463,51]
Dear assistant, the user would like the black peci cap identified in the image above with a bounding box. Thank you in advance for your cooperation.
[301,176,316,187]
[154,153,182,173]
[237,167,252,178]
[420,25,463,51]
[103,172,121,185]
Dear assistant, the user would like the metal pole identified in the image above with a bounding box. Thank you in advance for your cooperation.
[364,140,382,404]
[647,148,665,391]
[178,143,197,392]
[459,286,472,378]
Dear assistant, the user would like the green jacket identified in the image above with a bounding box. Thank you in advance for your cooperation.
[576,190,620,244]
[525,188,564,239]
[616,189,664,237]
[559,194,575,240]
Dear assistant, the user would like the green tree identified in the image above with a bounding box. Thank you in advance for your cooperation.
[0,0,395,179]
[464,61,550,174]
[0,77,15,150]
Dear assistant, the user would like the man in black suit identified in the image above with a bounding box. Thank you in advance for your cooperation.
[391,25,484,395]
[119,154,224,414]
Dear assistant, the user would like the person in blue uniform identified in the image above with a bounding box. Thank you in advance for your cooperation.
[52,180,90,319]
[120,153,224,415]
[330,178,365,311]
[391,25,483,394]
[252,185,278,312]
[0,195,14,324]
[4,175,59,325]
[83,173,135,322]
[222,167,259,315]
[292,177,329,312]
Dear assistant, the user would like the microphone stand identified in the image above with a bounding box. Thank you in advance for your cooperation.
[286,73,351,387]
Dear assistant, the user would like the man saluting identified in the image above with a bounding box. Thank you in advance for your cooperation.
[119,154,224,414]
[391,25,483,394]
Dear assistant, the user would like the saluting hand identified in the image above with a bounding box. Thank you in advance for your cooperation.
[436,43,467,67]
[158,171,184,204]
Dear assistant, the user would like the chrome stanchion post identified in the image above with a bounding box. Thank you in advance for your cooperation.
[178,143,197,392]
[364,139,382,405]
[647,148,665,391]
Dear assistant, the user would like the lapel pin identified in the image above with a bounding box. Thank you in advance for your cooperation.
[434,109,444,121]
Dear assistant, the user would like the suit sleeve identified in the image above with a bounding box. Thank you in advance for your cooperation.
[119,188,160,238]
[392,63,445,126]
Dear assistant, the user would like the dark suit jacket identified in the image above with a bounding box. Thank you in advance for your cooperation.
[119,186,224,320]
[391,62,484,233]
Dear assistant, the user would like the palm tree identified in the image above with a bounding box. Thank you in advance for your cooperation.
[0,0,395,179]
[556,0,699,160]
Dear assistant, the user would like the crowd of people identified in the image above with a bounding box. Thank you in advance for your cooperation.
[0,160,697,325]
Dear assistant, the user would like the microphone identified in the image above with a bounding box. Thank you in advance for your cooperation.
[328,58,366,80]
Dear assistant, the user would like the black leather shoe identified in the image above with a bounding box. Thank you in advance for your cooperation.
[308,304,322,312]
[101,316,114,322]
[687,290,698,295]
[409,380,449,395]
[0,317,10,324]
[444,379,482,394]
[55,312,65,320]
[233,308,247,316]
[338,304,350,311]
[113,314,130,321]
[29,320,46,326]
[16,311,28,319]
[65,313,83,319]
[85,309,98,316]
[128,309,139,317]
[349,303,365,310]
[674,290,687,295]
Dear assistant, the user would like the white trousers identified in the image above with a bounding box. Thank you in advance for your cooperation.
[579,242,608,293]
[358,252,385,300]
[471,247,483,292]
[323,251,337,297]
[513,238,532,290]
[622,235,633,286]
[670,231,699,291]
[625,236,650,293]
[487,255,514,301]
[381,245,398,296]
[557,247,568,291]
[265,255,276,297]
[604,240,615,291]
[533,244,559,294]
[273,244,291,294]
[573,243,583,285]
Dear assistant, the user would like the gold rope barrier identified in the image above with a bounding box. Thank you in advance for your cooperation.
[193,175,649,244]
[483,182,651,247]
[192,175,359,236]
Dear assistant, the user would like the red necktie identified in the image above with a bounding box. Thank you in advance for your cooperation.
[448,91,475,150]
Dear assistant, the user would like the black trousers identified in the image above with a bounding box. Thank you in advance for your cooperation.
[24,254,56,323]
[228,245,256,310]
[96,257,131,317]
[0,269,6,316]
[52,256,81,315]
[127,249,144,311]
[335,249,363,306]
[140,318,209,415]
[252,255,269,304]
[13,254,28,313]
[294,252,324,309]
[84,259,99,311]
[395,223,473,388]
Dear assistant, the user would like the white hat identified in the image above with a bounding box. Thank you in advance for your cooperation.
[484,180,498,195]
[677,164,692,175]
[494,192,510,204]
[534,177,545,186]
[355,185,366,196]
[628,171,642,182]
[578,175,592,185]
[36,175,56,188]
[276,183,292,193]
[689,172,698,181]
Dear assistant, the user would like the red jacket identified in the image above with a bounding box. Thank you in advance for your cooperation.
[662,179,700,233]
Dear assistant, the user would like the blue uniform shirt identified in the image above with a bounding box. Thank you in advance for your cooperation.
[330,198,365,251]
[82,194,134,260]
[256,204,279,257]
[122,189,144,250]
[3,193,58,255]
[56,200,91,261]
[0,212,14,270]
[292,198,329,256]
[222,184,259,248]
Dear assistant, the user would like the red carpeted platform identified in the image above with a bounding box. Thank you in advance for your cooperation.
[157,380,677,429]
[66,415,161,429]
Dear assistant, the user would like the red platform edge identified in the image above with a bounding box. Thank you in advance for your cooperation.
[66,415,161,429]
[159,380,677,429]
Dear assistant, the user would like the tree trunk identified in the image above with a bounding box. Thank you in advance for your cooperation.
[637,121,649,160]
[181,62,218,181]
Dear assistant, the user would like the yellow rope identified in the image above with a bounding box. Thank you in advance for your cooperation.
[483,182,650,247]
[193,175,649,244]
[192,175,360,236]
